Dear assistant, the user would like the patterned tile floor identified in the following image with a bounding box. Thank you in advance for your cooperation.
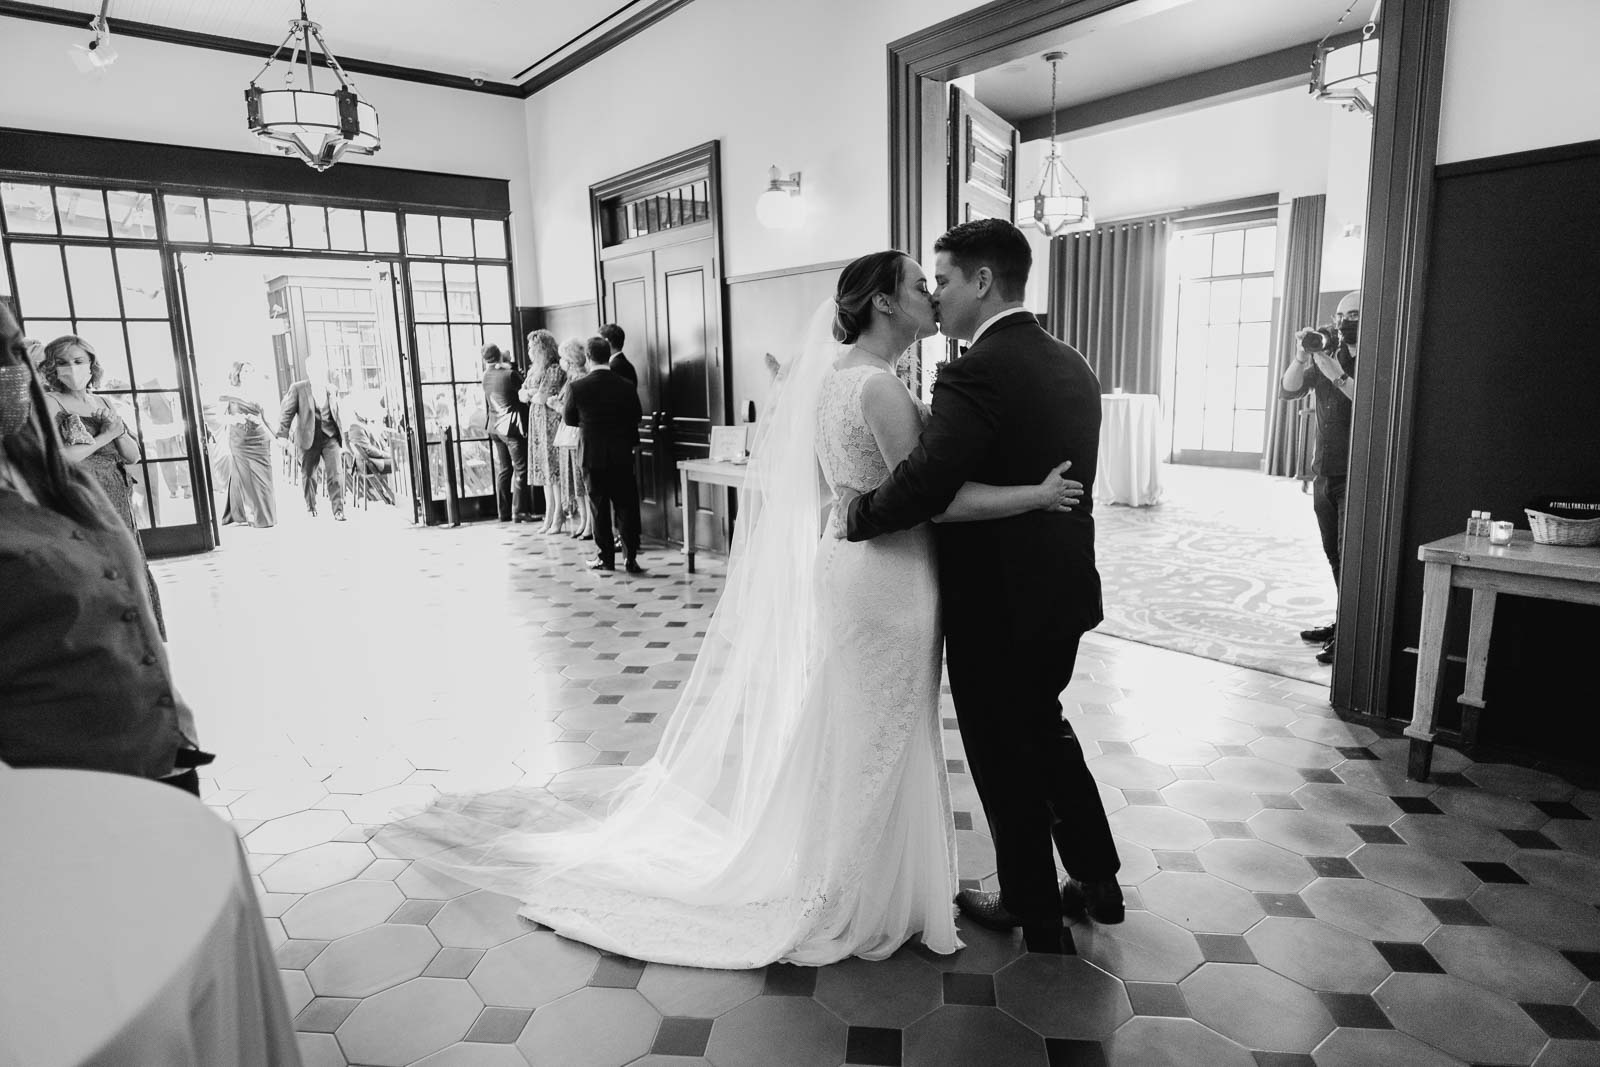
[150,510,1600,1067]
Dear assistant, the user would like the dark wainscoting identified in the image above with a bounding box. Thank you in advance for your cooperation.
[531,301,600,346]
[1385,139,1600,764]
[725,260,850,427]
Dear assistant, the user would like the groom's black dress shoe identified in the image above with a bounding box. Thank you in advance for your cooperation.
[955,889,1070,954]
[1061,878,1126,925]
[1299,622,1336,643]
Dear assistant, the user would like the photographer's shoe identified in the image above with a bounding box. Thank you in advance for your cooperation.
[1316,638,1337,665]
[1299,622,1336,643]
[1061,878,1125,925]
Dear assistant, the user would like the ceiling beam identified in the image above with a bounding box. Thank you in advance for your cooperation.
[517,0,697,96]
[1014,28,1367,141]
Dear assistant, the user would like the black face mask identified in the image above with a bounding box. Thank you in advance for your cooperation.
[1338,320,1359,345]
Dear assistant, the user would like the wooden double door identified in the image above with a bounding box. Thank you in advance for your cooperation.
[599,231,726,549]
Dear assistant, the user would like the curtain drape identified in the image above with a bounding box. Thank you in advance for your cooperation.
[1264,194,1326,478]
[1046,216,1170,396]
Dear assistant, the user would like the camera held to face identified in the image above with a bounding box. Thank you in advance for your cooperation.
[1299,326,1339,353]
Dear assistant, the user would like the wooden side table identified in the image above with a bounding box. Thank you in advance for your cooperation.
[1406,531,1600,780]
[676,458,751,573]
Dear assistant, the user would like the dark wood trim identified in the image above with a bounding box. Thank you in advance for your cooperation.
[0,127,511,215]
[517,0,698,97]
[536,299,603,313]
[0,2,522,97]
[1332,0,1451,717]
[1013,30,1367,141]
[1434,137,1600,179]
[889,0,1452,721]
[725,258,855,286]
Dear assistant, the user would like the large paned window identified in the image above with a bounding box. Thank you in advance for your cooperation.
[404,213,513,502]
[2,181,192,529]
[1170,222,1278,458]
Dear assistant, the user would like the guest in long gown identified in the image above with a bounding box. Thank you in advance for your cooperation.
[554,338,592,539]
[39,335,166,638]
[519,330,566,534]
[218,360,277,528]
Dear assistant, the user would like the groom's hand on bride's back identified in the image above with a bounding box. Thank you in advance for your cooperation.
[1039,460,1083,512]
[830,488,861,538]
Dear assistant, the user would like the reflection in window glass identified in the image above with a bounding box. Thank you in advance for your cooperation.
[458,439,493,496]
[290,204,329,249]
[477,265,510,324]
[126,320,180,388]
[12,244,70,317]
[473,218,506,260]
[55,187,108,238]
[250,202,290,246]
[426,442,449,500]
[440,216,474,257]
[74,321,132,389]
[455,384,487,439]
[409,261,445,322]
[417,324,452,381]
[137,392,187,460]
[116,248,167,316]
[328,208,365,251]
[405,213,440,256]
[208,199,250,244]
[422,385,455,436]
[2,182,56,234]
[164,196,208,242]
[64,245,122,317]
[365,211,399,253]
[106,190,158,240]
[445,262,478,320]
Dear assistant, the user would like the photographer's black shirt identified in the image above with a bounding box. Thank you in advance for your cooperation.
[1279,342,1355,477]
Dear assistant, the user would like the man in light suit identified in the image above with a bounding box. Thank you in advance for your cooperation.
[276,353,346,521]
[600,323,637,388]
[564,336,643,574]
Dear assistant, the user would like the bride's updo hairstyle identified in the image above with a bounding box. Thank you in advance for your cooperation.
[833,251,908,344]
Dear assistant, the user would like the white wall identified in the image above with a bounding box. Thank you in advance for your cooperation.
[519,0,976,305]
[1437,0,1600,164]
[1319,105,1373,294]
[0,18,536,303]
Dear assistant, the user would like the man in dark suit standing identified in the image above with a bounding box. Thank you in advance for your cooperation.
[276,353,346,521]
[845,219,1120,954]
[599,323,637,387]
[565,336,643,574]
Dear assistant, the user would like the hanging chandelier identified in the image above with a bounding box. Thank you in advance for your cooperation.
[245,0,380,171]
[1025,51,1090,236]
[1311,0,1382,115]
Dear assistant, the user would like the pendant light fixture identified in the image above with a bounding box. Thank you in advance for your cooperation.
[245,0,381,171]
[1025,51,1090,236]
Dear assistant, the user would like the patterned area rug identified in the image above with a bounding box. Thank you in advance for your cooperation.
[1094,468,1337,685]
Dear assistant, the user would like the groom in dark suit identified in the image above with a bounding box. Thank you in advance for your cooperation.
[846,219,1121,954]
[564,336,644,574]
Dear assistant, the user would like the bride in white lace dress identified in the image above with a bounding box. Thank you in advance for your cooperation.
[380,252,1078,968]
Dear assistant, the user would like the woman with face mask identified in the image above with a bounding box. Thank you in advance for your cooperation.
[40,334,166,637]
[0,303,209,790]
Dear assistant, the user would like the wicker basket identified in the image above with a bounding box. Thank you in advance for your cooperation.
[1525,509,1600,547]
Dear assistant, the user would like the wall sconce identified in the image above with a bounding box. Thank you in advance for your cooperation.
[756,165,805,230]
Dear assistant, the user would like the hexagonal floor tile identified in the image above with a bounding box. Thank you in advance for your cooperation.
[902,1004,1048,1067]
[1087,754,1175,790]
[1302,878,1437,943]
[1312,1027,1465,1067]
[1511,849,1600,902]
[1109,806,1212,852]
[1104,1016,1255,1067]
[1350,843,1481,899]
[305,923,441,998]
[994,953,1131,1039]
[1249,736,1341,769]
[324,784,441,826]
[322,752,415,794]
[1248,809,1362,857]
[814,953,941,1028]
[1463,763,1576,802]
[396,863,479,900]
[411,1044,530,1067]
[429,890,536,949]
[636,962,764,1018]
[245,810,351,855]
[1291,783,1403,825]
[228,780,328,821]
[516,987,660,1067]
[1133,734,1221,767]
[280,968,313,1018]
[1160,780,1262,822]
[1207,757,1307,794]
[282,881,403,941]
[1374,972,1548,1064]
[1425,924,1588,1003]
[1244,917,1391,994]
[703,993,849,1067]
[468,930,599,1008]
[1432,787,1548,830]
[295,1032,346,1067]
[1393,813,1518,862]
[338,977,483,1067]
[1198,839,1315,893]
[260,842,377,894]
[1071,908,1203,984]
[1139,871,1265,934]
[1181,961,1335,1053]
[1471,884,1600,950]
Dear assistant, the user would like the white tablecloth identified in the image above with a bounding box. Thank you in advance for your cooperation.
[1095,393,1164,506]
[0,769,302,1067]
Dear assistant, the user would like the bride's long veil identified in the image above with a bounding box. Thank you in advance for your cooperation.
[380,301,845,917]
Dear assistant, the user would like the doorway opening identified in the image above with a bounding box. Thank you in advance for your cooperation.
[177,252,416,539]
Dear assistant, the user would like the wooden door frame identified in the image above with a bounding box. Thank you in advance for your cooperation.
[887,0,1452,721]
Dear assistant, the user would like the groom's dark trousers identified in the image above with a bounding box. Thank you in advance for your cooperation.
[847,312,1120,924]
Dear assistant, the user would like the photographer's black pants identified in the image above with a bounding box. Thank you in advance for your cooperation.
[1313,473,1347,587]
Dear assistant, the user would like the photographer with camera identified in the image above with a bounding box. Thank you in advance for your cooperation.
[1280,290,1360,667]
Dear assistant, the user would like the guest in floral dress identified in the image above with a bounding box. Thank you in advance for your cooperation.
[555,338,592,539]
[40,335,166,638]
[519,330,567,534]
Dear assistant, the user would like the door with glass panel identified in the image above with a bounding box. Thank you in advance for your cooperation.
[1,180,209,554]
[1169,221,1278,468]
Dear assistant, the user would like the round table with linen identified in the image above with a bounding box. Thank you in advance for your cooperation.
[0,768,303,1067]
[1095,392,1164,507]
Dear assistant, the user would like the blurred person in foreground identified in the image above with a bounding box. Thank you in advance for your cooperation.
[0,303,211,793]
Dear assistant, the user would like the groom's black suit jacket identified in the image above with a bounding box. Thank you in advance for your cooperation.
[845,312,1103,642]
